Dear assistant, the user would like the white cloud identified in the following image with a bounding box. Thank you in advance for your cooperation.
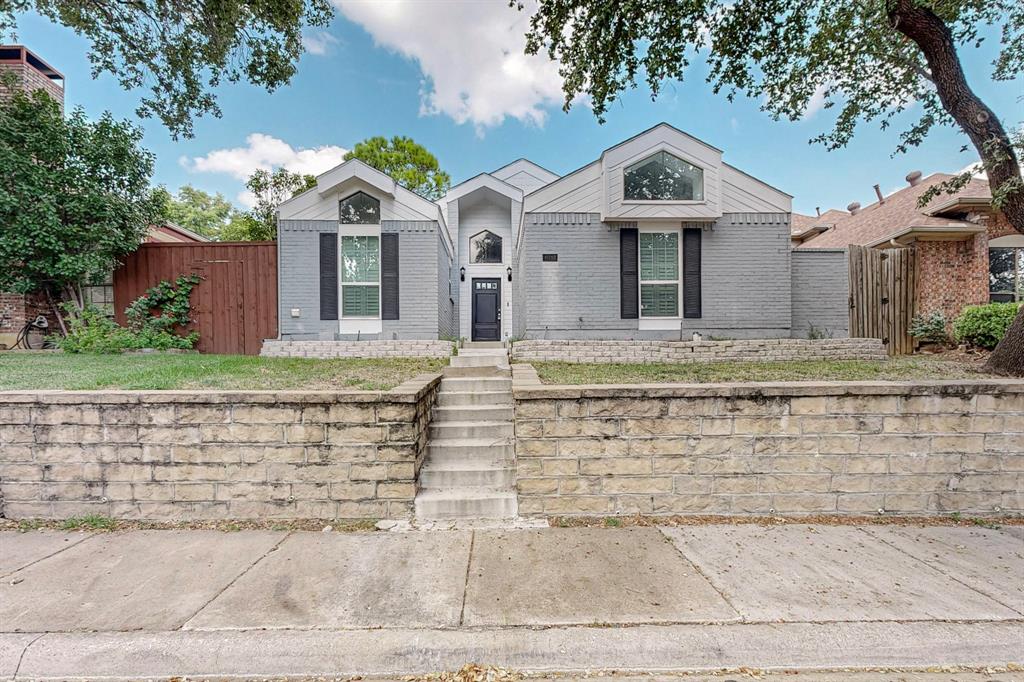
[802,83,829,120]
[303,30,340,56]
[335,0,567,131]
[182,133,348,207]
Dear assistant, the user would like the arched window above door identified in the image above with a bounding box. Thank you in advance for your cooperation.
[470,230,502,263]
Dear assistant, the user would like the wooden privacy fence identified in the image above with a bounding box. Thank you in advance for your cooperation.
[114,242,278,355]
[848,244,915,355]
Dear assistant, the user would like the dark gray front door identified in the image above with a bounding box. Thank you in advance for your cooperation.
[471,278,501,341]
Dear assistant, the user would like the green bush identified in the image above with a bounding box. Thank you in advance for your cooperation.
[952,302,1022,350]
[909,311,949,345]
[54,303,198,353]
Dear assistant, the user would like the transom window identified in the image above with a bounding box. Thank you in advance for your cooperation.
[624,151,704,201]
[342,235,380,317]
[470,230,502,264]
[339,191,380,224]
[990,247,1024,302]
[639,231,680,317]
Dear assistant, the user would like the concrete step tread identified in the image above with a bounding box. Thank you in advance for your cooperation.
[415,488,517,501]
[420,459,514,471]
[433,406,514,414]
[427,438,514,447]
[431,420,513,427]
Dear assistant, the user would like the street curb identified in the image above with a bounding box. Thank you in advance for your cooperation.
[7,621,1023,679]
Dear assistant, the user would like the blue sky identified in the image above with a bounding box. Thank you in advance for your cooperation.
[12,1,1023,215]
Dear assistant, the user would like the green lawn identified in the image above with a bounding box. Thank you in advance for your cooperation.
[0,352,446,391]
[532,357,994,385]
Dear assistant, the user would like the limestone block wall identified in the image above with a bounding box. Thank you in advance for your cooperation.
[511,338,886,364]
[512,366,1023,517]
[261,340,454,359]
[0,374,441,520]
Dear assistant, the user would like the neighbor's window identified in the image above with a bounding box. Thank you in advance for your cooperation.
[989,247,1023,302]
[639,231,679,317]
[342,235,380,317]
[624,151,704,201]
[470,230,502,264]
[339,191,380,224]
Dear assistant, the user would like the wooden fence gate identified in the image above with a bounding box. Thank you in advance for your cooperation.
[848,244,916,355]
[114,242,277,355]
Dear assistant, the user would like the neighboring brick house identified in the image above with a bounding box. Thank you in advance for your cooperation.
[796,171,1022,328]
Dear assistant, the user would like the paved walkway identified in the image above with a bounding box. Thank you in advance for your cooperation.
[0,524,1021,679]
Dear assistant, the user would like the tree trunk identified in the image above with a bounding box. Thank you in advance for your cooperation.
[888,0,1024,376]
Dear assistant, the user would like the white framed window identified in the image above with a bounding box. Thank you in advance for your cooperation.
[341,228,380,319]
[624,151,704,202]
[989,247,1024,303]
[639,230,680,318]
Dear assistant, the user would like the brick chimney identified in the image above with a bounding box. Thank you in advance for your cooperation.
[0,45,64,110]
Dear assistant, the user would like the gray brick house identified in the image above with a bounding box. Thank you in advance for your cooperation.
[276,123,848,342]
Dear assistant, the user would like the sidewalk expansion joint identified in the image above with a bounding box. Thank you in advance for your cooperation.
[458,530,475,626]
[855,526,1024,617]
[0,532,97,580]
[178,531,293,631]
[657,527,745,621]
[12,632,46,680]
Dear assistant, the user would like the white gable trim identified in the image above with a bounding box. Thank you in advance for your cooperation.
[444,173,524,203]
[492,158,560,184]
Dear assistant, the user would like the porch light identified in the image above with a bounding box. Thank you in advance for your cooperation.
[506,266,513,282]
[460,266,465,282]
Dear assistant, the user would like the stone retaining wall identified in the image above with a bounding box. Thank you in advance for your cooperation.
[261,340,454,359]
[510,338,886,364]
[0,374,441,520]
[512,365,1023,517]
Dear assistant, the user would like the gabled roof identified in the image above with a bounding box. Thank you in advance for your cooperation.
[791,209,849,237]
[443,172,523,203]
[798,173,993,249]
[277,157,447,229]
[491,158,560,183]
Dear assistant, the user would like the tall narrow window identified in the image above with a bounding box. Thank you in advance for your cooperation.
[639,231,679,317]
[989,247,1024,302]
[339,191,380,224]
[342,235,380,317]
[624,151,704,201]
[470,230,502,263]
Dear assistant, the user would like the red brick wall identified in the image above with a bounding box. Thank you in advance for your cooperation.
[914,210,1019,327]
[0,61,63,108]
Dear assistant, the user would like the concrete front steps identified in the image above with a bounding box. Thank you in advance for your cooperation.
[415,346,517,522]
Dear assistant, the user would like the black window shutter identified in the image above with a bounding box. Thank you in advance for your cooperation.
[620,228,639,319]
[381,233,400,320]
[683,227,702,319]
[319,233,338,320]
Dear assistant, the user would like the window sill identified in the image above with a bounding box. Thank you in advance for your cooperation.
[638,317,682,331]
[340,319,383,335]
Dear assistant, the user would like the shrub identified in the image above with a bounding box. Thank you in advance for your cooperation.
[55,275,201,353]
[952,302,1022,350]
[909,311,949,345]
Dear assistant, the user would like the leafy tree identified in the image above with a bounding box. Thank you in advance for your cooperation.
[156,184,238,239]
[221,168,315,241]
[0,88,163,327]
[520,0,1024,375]
[1,0,334,139]
[344,136,451,200]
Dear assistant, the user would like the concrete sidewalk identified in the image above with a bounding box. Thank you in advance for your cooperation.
[0,523,1021,679]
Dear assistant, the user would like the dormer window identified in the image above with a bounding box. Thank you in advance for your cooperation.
[624,151,704,201]
[339,191,380,224]
[470,230,502,264]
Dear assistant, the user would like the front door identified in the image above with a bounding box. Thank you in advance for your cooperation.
[471,278,501,341]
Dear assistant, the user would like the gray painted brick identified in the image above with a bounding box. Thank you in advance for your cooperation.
[791,249,849,339]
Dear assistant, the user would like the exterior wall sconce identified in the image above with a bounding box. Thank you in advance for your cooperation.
[459,266,465,282]
[506,266,513,282]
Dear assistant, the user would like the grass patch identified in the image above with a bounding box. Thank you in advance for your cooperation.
[59,515,116,531]
[532,357,994,385]
[0,352,446,391]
